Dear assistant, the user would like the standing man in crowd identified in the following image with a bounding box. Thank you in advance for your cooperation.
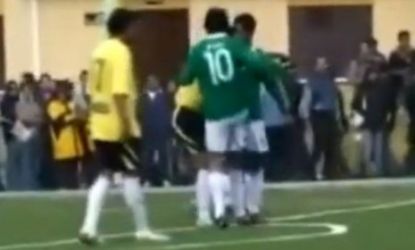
[79,9,168,245]
[306,57,348,180]
[47,81,87,189]
[141,75,172,187]
[389,31,415,97]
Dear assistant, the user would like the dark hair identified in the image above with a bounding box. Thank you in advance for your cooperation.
[22,72,36,84]
[107,8,136,36]
[365,37,378,49]
[398,30,410,40]
[204,8,230,34]
[234,13,257,34]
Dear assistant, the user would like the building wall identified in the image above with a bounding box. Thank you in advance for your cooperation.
[189,0,289,53]
[373,0,415,54]
[4,0,34,80]
[3,0,415,80]
[38,0,102,79]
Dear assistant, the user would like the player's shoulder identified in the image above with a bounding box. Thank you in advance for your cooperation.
[93,39,129,58]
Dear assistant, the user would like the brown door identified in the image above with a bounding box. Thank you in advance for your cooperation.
[289,6,372,77]
[131,9,189,87]
[0,16,5,84]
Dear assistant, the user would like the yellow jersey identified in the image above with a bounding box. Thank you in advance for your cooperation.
[175,82,202,112]
[88,38,140,142]
[48,100,86,160]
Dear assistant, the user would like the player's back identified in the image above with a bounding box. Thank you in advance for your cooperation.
[190,33,247,120]
[88,39,140,141]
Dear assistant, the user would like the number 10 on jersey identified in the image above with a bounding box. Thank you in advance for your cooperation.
[203,48,235,86]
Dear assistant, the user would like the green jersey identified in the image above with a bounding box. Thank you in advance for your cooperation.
[178,33,273,120]
[237,42,291,120]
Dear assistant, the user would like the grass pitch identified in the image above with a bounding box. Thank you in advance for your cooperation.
[0,179,415,250]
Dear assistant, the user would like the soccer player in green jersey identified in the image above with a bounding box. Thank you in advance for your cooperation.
[231,13,291,225]
[179,7,279,228]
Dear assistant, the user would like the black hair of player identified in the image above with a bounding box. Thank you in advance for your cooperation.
[234,13,257,35]
[107,8,135,37]
[398,30,410,41]
[365,37,378,49]
[204,8,230,34]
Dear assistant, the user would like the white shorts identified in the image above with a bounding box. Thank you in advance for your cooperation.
[245,120,269,153]
[205,111,248,153]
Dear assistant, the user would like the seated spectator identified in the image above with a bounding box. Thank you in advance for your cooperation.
[47,81,88,189]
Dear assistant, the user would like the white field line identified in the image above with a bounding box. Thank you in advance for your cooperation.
[141,223,348,250]
[1,198,415,250]
[1,178,415,199]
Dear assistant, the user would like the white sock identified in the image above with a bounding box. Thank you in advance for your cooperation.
[80,175,110,236]
[245,170,264,215]
[230,169,246,218]
[122,177,149,232]
[208,171,228,219]
[196,169,211,221]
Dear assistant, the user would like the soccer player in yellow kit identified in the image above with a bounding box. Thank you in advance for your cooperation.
[78,9,169,245]
[173,83,215,227]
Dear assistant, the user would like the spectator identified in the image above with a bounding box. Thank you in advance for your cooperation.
[404,70,415,174]
[47,81,87,189]
[1,81,19,145]
[261,53,311,181]
[389,30,415,95]
[307,57,348,180]
[352,64,397,177]
[6,73,45,190]
[141,75,172,187]
[39,73,56,101]
[73,70,89,113]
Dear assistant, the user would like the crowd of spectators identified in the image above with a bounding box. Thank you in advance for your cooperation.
[0,30,414,191]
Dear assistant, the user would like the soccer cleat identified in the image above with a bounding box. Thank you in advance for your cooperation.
[78,233,100,246]
[249,213,265,225]
[214,216,230,230]
[236,216,252,226]
[134,230,170,242]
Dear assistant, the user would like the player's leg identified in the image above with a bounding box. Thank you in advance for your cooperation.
[79,141,114,245]
[120,139,170,241]
[244,120,268,223]
[205,120,232,228]
[173,107,212,226]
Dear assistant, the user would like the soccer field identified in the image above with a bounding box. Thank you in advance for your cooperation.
[1,179,415,250]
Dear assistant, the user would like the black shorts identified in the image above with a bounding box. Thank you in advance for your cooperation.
[173,107,205,153]
[93,139,141,175]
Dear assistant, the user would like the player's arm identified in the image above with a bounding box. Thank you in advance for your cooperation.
[177,48,198,86]
[260,53,291,114]
[112,47,133,137]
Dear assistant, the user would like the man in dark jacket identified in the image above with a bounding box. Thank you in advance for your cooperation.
[1,81,19,145]
[389,31,415,97]
[141,75,172,187]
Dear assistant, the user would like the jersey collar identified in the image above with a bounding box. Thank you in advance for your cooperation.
[205,32,227,40]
